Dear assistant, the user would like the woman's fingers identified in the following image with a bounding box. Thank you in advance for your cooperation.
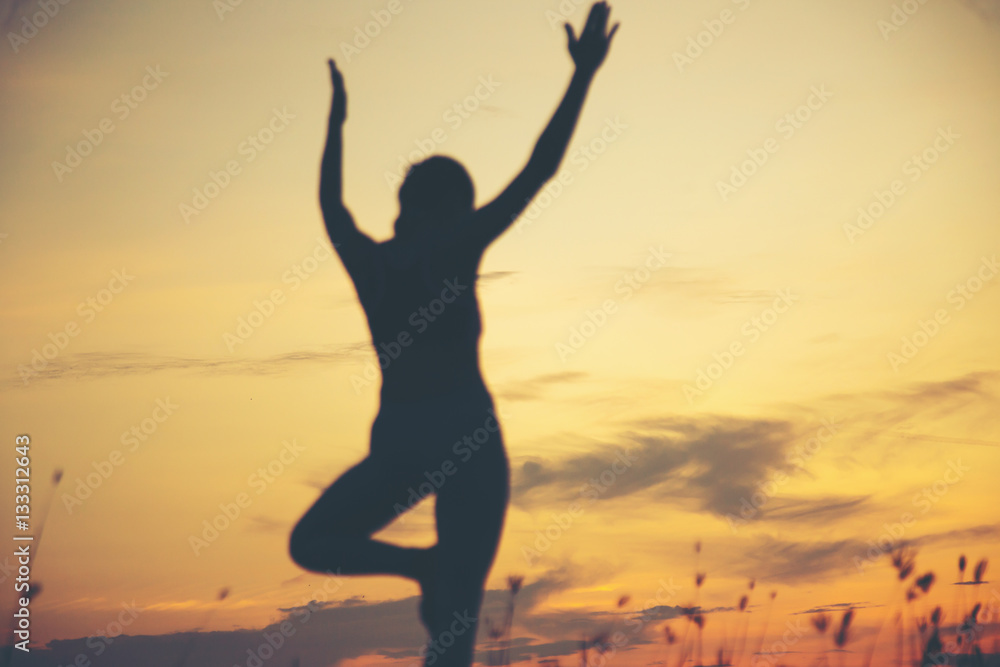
[329,60,346,92]
[564,22,577,49]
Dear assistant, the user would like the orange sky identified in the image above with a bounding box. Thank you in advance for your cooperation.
[1,1,999,666]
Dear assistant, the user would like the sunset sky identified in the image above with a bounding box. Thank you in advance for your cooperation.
[1,0,999,665]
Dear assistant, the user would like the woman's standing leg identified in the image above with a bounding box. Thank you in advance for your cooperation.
[424,420,510,667]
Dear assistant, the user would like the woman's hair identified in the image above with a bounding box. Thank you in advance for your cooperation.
[398,156,475,218]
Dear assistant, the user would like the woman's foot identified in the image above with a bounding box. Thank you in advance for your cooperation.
[416,545,439,632]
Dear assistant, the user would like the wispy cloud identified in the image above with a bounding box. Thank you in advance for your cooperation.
[962,0,1000,21]
[760,495,873,523]
[512,414,798,517]
[19,566,587,667]
[496,370,589,402]
[3,346,368,387]
[727,522,1000,584]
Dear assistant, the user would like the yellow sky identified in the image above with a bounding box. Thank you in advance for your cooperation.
[1,0,999,665]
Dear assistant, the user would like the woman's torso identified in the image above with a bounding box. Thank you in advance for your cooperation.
[360,237,484,402]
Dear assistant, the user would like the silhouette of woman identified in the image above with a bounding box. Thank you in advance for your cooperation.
[289,4,618,665]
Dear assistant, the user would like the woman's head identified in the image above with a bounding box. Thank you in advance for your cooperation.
[395,156,474,237]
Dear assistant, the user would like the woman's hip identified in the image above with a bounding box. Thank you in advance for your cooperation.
[369,381,505,471]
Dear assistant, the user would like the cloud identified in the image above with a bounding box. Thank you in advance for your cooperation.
[506,371,1000,530]
[793,602,881,615]
[478,270,519,284]
[496,371,589,402]
[725,522,1000,585]
[511,414,798,518]
[9,566,587,667]
[728,535,874,584]
[758,495,873,524]
[961,0,1000,21]
[824,371,1000,438]
[5,346,368,387]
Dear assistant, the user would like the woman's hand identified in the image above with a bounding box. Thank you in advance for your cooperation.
[328,58,347,124]
[565,2,619,76]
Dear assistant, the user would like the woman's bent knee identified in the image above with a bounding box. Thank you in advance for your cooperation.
[288,522,312,569]
[289,520,336,572]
